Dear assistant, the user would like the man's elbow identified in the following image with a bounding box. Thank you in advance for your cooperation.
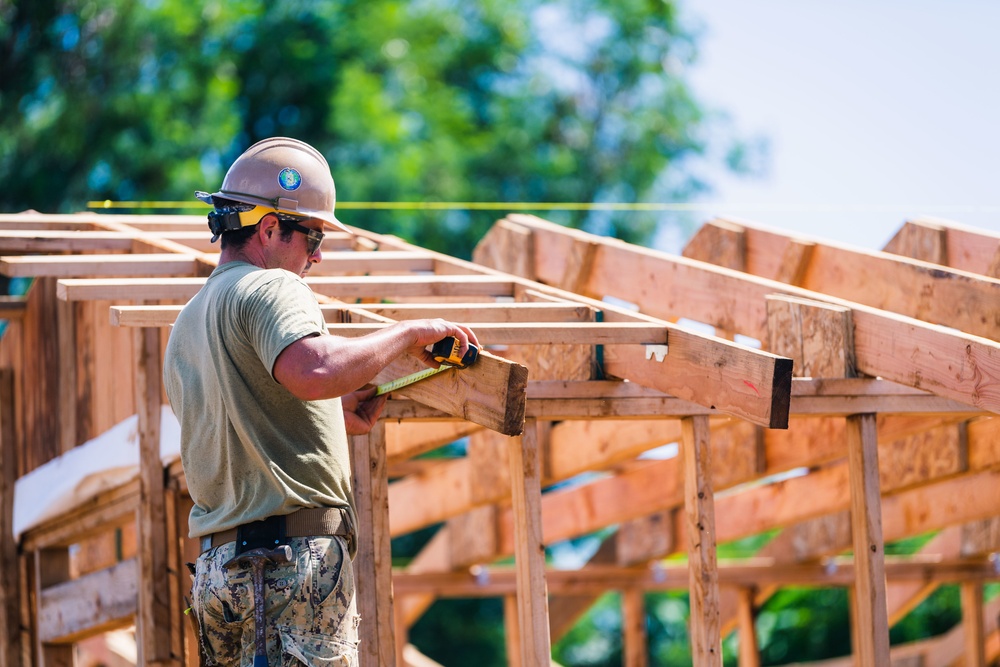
[276,368,334,402]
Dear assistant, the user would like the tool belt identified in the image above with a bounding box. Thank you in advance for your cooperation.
[200,507,353,555]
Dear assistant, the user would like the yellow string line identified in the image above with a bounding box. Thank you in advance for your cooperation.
[88,200,714,211]
[87,200,1000,213]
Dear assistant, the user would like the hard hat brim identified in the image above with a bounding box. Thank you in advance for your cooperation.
[195,190,351,234]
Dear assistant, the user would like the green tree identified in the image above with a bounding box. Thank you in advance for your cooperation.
[1,0,747,258]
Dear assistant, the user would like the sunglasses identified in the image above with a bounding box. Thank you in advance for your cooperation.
[278,216,325,255]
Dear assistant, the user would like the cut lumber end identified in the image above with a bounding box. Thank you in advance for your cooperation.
[502,361,530,436]
[769,356,794,429]
[375,351,529,436]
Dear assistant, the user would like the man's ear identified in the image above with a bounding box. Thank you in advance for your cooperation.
[257,213,281,245]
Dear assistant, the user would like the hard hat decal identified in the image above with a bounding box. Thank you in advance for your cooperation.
[277,167,302,191]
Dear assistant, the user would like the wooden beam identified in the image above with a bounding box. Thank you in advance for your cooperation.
[391,556,1000,596]
[20,481,140,552]
[503,595,523,667]
[307,275,517,300]
[134,325,174,665]
[773,238,816,286]
[472,218,537,280]
[0,212,203,227]
[59,274,517,302]
[700,217,1000,340]
[0,230,135,252]
[845,413,890,666]
[37,558,137,644]
[371,222,795,429]
[0,254,199,278]
[883,220,948,266]
[766,295,855,379]
[0,370,20,667]
[328,321,669,346]
[961,581,986,667]
[351,421,397,667]
[514,416,986,565]
[58,277,207,302]
[507,421,552,666]
[485,215,1000,416]
[736,588,760,667]
[372,351,527,436]
[681,219,746,272]
[306,251,434,275]
[617,510,676,568]
[354,302,597,323]
[397,415,960,591]
[622,588,648,667]
[88,217,219,276]
[34,548,74,666]
[602,332,792,429]
[0,295,27,320]
[110,301,599,328]
[390,408,979,552]
[890,217,1000,277]
[683,416,721,666]
[55,298,76,454]
[385,421,480,466]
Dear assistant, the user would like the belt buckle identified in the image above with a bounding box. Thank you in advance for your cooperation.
[235,515,286,555]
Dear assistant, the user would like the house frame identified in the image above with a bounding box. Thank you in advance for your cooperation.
[0,211,998,666]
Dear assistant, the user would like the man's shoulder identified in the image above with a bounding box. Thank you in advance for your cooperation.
[211,263,305,294]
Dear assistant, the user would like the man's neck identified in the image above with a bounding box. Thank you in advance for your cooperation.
[219,245,265,268]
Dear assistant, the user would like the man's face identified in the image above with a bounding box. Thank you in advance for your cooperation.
[267,216,324,277]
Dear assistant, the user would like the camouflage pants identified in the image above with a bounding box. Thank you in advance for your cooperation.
[191,535,359,666]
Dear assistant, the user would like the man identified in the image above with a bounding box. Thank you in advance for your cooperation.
[163,137,477,666]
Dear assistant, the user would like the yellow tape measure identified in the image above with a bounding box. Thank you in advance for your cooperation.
[374,364,455,396]
[373,337,479,397]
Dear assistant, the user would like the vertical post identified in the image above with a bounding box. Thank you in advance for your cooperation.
[393,598,407,667]
[682,415,721,667]
[621,588,648,667]
[960,581,985,667]
[0,369,21,667]
[175,492,201,667]
[846,413,889,666]
[134,326,174,665]
[503,595,522,667]
[507,420,551,666]
[736,588,760,667]
[350,420,396,667]
[56,299,77,454]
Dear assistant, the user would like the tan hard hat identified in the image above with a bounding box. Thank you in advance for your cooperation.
[196,137,349,232]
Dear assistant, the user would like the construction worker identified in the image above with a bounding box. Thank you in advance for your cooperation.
[163,137,478,666]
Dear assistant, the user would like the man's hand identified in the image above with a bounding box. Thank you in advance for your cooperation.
[405,319,480,368]
[341,387,387,435]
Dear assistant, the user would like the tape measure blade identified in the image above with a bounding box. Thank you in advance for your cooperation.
[375,365,451,396]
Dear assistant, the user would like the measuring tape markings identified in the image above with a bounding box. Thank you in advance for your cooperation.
[374,364,456,396]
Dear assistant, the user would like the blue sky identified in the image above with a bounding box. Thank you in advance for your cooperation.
[671,0,1000,253]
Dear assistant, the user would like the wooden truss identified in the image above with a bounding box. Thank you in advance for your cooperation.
[0,211,998,666]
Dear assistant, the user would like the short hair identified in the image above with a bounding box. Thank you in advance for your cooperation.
[212,198,295,250]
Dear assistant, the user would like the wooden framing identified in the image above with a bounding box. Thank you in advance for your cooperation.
[2,210,999,667]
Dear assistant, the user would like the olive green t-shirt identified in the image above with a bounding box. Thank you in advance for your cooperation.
[163,261,355,539]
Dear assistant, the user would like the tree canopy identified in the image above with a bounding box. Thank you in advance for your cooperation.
[0,0,752,257]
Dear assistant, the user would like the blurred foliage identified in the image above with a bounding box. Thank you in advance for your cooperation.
[411,598,509,666]
[0,0,759,257]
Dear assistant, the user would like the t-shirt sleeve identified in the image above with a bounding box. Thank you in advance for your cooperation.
[240,271,326,378]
